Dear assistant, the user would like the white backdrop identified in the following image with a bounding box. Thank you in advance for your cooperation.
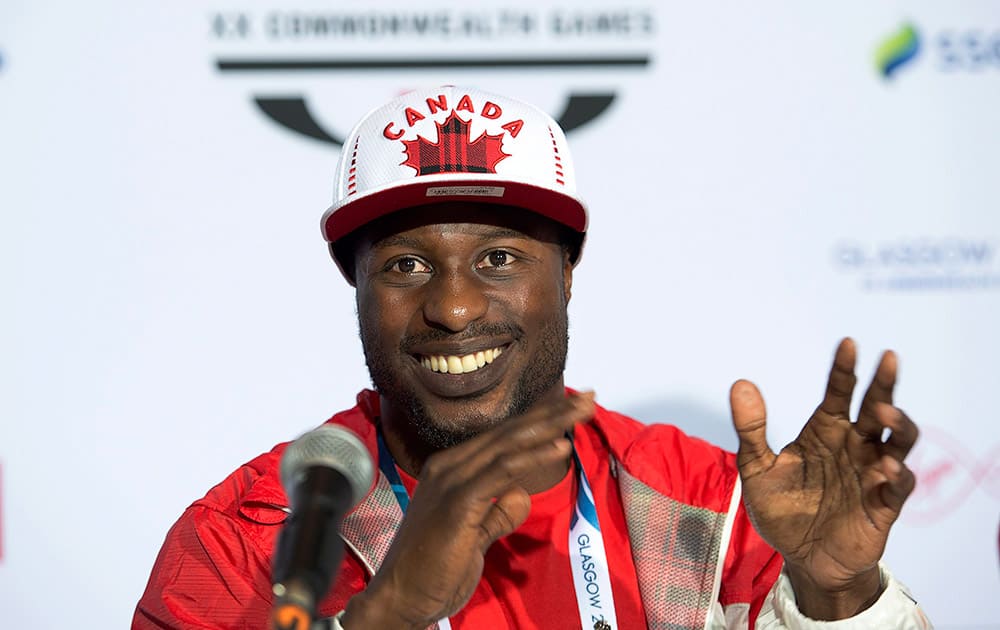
[2,1,999,628]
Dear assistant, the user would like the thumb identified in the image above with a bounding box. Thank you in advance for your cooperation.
[730,379,776,477]
[477,487,531,552]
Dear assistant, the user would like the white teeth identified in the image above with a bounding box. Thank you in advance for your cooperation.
[421,347,505,374]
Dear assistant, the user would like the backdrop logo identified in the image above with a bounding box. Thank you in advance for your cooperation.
[873,20,1000,79]
[875,22,920,79]
[209,7,655,146]
[903,427,1000,525]
[938,28,1000,71]
[832,237,1000,291]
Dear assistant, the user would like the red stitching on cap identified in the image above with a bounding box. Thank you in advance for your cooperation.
[347,137,360,195]
[548,126,564,186]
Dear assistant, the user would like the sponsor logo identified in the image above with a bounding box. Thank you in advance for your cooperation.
[937,29,1000,71]
[875,20,1000,79]
[209,7,654,146]
[875,23,921,79]
[832,237,1000,291]
[904,427,1000,525]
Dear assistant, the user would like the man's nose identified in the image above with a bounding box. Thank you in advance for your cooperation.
[421,269,489,333]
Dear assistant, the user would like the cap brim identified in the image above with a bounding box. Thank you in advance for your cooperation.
[321,175,588,244]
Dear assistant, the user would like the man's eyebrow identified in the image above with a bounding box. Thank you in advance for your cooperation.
[372,234,422,250]
[479,226,529,240]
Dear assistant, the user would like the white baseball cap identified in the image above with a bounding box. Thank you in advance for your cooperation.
[321,86,588,279]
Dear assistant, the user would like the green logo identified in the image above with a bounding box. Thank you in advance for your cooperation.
[875,23,921,79]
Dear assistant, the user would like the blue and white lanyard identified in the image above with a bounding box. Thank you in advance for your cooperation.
[376,431,618,630]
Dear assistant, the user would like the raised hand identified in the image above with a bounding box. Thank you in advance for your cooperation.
[341,392,595,629]
[729,338,919,620]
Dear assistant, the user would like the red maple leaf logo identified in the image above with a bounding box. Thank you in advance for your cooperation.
[402,111,509,176]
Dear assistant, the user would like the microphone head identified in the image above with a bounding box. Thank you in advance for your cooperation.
[280,425,375,508]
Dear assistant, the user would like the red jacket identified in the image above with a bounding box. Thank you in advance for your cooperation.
[134,390,782,629]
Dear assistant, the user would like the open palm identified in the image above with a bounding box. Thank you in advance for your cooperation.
[729,338,919,617]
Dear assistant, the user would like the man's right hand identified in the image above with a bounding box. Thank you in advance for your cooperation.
[340,391,595,629]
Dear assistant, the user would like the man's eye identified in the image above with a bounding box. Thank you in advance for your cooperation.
[389,257,430,274]
[478,250,516,269]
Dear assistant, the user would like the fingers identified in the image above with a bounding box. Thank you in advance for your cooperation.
[861,454,917,529]
[846,350,917,467]
[855,350,897,440]
[444,435,575,506]
[881,405,919,460]
[858,402,919,530]
[417,391,594,511]
[730,379,776,476]
[818,338,858,419]
[867,402,919,461]
[477,487,531,550]
[442,391,594,480]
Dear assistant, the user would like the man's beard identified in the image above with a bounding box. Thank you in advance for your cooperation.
[359,313,569,452]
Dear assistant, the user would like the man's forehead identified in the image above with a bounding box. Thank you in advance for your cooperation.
[357,202,563,251]
[371,224,536,250]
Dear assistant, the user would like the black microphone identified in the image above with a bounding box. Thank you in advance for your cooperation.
[270,425,374,630]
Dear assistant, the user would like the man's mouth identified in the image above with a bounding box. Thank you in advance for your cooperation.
[417,346,506,374]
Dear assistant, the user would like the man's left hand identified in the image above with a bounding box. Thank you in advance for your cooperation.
[729,338,919,620]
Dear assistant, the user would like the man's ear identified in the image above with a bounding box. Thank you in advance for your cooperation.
[562,250,573,305]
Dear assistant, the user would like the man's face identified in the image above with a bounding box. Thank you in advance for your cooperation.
[353,202,573,450]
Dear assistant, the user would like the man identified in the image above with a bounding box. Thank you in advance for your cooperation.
[134,86,931,629]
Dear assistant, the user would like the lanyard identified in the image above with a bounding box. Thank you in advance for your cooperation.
[376,431,618,630]
[376,433,452,630]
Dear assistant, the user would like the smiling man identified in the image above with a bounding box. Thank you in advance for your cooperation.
[352,204,574,461]
[134,87,931,629]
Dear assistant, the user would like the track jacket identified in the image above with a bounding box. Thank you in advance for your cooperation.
[134,390,930,629]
